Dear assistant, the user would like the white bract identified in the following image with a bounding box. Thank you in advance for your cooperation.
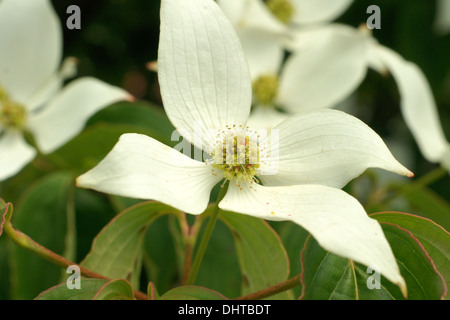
[218,0,358,129]
[0,0,131,181]
[77,0,413,293]
[287,24,450,172]
[220,1,450,172]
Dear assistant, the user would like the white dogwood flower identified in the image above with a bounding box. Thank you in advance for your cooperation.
[287,24,450,171]
[0,0,131,181]
[218,0,362,129]
[218,0,354,30]
[77,0,412,292]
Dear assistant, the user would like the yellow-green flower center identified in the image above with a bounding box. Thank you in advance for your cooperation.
[0,87,27,130]
[209,126,260,183]
[252,74,279,106]
[266,0,294,24]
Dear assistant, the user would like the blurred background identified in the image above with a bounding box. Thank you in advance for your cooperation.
[0,0,448,299]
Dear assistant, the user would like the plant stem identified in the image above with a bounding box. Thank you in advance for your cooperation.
[410,166,447,189]
[235,274,302,300]
[384,166,448,204]
[185,182,229,285]
[180,214,202,285]
[3,220,149,300]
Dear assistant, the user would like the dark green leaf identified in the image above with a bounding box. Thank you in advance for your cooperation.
[87,100,176,145]
[391,185,450,231]
[143,215,180,294]
[372,212,449,299]
[74,188,117,266]
[48,123,168,175]
[219,211,292,299]
[300,236,400,300]
[80,201,179,290]
[300,221,447,300]
[195,219,241,298]
[275,221,309,297]
[9,172,74,300]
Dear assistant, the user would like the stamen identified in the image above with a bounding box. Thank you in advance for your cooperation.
[0,87,27,130]
[209,126,261,184]
[252,74,279,106]
[266,0,294,25]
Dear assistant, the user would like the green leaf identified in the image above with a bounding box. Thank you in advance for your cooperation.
[372,212,450,299]
[35,279,108,300]
[0,198,6,215]
[0,202,13,299]
[195,219,241,298]
[143,215,180,295]
[9,172,74,300]
[275,221,309,297]
[74,188,117,266]
[0,157,49,205]
[161,286,228,300]
[219,211,292,299]
[87,100,176,145]
[391,185,450,231]
[80,201,179,290]
[300,236,400,300]
[0,237,10,299]
[93,279,135,300]
[147,282,161,300]
[300,221,447,300]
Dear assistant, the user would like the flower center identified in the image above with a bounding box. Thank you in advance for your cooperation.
[252,74,279,106]
[208,125,261,183]
[266,0,294,24]
[0,87,26,130]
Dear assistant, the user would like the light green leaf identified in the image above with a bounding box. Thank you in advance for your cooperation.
[161,285,228,300]
[9,172,74,300]
[93,279,135,300]
[35,279,108,300]
[147,282,161,300]
[219,211,292,299]
[80,201,179,290]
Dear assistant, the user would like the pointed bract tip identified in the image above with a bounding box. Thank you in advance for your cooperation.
[126,94,136,102]
[146,61,158,72]
[406,170,415,178]
[75,176,86,189]
[399,281,408,299]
